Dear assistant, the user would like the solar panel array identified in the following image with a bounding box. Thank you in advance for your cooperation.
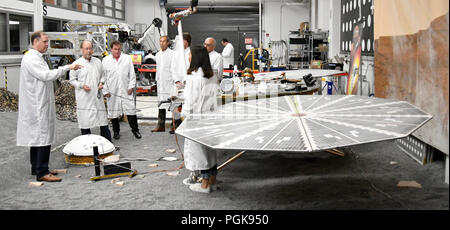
[176,95,432,152]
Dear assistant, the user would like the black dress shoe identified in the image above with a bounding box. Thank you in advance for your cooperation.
[132,131,142,139]
[169,129,175,134]
[113,132,120,140]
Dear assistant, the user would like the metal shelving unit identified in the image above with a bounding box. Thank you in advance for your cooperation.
[288,30,328,70]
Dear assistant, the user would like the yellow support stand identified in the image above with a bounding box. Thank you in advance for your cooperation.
[89,169,138,181]
[242,48,259,72]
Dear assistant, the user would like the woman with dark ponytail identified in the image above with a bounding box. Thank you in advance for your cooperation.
[181,46,219,193]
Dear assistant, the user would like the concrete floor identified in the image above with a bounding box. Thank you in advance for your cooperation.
[0,111,448,210]
[136,95,173,120]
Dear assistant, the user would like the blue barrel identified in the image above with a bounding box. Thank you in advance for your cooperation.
[327,80,334,95]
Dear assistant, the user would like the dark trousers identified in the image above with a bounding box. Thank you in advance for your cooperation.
[173,105,182,129]
[201,165,218,179]
[81,125,112,142]
[30,145,51,179]
[157,109,182,129]
[111,115,139,134]
[157,109,167,128]
[173,118,182,129]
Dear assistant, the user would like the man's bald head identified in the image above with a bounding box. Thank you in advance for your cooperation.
[80,40,93,49]
[80,40,94,60]
[204,37,216,53]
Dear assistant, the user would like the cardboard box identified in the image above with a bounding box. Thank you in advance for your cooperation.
[318,44,328,52]
[299,22,309,32]
[311,60,322,69]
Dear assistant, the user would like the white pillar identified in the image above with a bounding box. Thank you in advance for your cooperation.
[310,0,316,30]
[259,0,262,47]
[33,0,43,31]
[258,0,262,72]
[328,0,341,60]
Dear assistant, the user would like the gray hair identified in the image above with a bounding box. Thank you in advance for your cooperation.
[160,35,169,42]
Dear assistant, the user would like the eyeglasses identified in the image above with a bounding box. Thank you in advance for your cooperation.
[204,43,213,47]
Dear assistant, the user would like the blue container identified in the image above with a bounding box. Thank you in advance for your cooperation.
[327,80,334,95]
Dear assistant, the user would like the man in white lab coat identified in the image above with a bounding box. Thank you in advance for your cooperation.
[102,41,141,139]
[151,36,176,132]
[204,37,223,83]
[221,38,234,69]
[17,31,82,182]
[69,40,111,141]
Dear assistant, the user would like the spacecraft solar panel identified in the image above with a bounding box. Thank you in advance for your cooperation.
[176,95,432,152]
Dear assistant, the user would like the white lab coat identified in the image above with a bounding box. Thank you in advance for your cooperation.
[171,23,189,84]
[209,50,224,82]
[16,48,70,147]
[102,54,136,118]
[222,43,234,68]
[170,47,191,82]
[155,48,176,103]
[184,47,191,71]
[182,67,218,171]
[69,57,109,129]
[169,46,190,120]
[170,47,190,84]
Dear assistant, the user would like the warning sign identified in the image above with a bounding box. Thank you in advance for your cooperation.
[244,38,253,44]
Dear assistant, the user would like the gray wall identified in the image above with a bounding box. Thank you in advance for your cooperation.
[167,12,259,68]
